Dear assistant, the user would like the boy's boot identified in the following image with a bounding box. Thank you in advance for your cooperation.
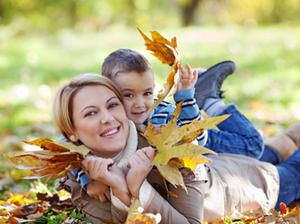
[195,61,236,109]
[265,123,300,161]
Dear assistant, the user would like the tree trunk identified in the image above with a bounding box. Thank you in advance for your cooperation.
[68,1,78,26]
[181,0,204,26]
[0,0,3,18]
[127,0,136,25]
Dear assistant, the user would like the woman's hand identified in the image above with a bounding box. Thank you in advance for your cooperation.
[82,156,115,185]
[177,63,198,92]
[126,147,156,198]
[82,156,131,205]
[86,180,111,203]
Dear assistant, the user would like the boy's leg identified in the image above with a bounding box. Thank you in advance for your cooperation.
[205,104,264,158]
[264,123,300,161]
[195,61,263,159]
[275,148,300,210]
[195,61,235,109]
[260,145,282,165]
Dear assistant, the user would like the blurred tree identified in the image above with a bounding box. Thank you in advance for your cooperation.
[179,0,204,26]
[0,0,3,18]
[1,0,300,32]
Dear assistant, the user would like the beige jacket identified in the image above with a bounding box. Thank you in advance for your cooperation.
[57,121,279,224]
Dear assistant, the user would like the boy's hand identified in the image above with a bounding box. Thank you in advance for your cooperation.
[126,147,155,198]
[86,180,111,203]
[177,64,198,92]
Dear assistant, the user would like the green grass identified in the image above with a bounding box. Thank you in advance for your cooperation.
[0,25,299,141]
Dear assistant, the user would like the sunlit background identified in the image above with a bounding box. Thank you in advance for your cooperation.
[1,0,300,159]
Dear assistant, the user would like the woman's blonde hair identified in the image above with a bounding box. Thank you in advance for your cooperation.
[53,73,123,142]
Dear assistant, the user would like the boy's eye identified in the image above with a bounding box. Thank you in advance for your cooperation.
[144,91,153,96]
[123,93,133,98]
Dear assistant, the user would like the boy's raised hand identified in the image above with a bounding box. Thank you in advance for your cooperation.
[177,64,198,92]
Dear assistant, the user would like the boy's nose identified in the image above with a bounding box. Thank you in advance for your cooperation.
[135,96,144,107]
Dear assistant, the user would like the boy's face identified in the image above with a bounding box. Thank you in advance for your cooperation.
[113,70,155,125]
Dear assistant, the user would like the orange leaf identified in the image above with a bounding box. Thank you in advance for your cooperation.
[137,28,181,117]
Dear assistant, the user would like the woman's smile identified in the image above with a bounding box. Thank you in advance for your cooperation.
[100,126,120,137]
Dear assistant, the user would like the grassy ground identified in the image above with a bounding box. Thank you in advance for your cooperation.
[0,24,300,187]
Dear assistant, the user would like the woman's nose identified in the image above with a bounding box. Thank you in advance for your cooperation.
[100,110,114,123]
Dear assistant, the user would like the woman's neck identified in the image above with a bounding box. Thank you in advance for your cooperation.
[90,150,123,160]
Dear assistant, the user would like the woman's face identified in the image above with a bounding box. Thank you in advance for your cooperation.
[71,85,129,158]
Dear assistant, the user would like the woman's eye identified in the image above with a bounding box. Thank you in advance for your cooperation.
[84,111,96,117]
[108,102,120,109]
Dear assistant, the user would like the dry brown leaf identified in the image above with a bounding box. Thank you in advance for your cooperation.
[6,138,89,182]
[143,102,230,189]
[137,28,181,117]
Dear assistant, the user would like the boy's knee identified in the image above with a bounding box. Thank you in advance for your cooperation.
[249,135,264,159]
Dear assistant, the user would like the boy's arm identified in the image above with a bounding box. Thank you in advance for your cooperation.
[71,168,92,190]
[174,88,207,146]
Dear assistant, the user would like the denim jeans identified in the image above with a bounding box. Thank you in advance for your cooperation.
[275,147,300,210]
[259,145,282,164]
[205,104,264,159]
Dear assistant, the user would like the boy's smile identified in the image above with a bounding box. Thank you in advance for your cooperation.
[113,70,155,124]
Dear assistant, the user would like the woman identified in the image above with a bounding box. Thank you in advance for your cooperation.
[54,73,300,224]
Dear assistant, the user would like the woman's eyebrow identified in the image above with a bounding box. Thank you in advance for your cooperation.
[79,96,118,113]
[107,96,118,103]
[80,105,96,113]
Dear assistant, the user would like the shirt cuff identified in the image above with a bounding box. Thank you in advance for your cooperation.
[110,180,154,212]
[174,88,195,102]
[139,180,155,210]
[110,189,130,212]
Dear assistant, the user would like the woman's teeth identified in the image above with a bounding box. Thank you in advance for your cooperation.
[102,128,118,136]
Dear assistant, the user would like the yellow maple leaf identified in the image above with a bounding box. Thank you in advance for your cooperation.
[125,199,161,224]
[137,27,181,117]
[143,102,230,190]
[6,138,90,182]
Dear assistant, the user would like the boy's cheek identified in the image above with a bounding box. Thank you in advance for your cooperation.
[123,103,132,115]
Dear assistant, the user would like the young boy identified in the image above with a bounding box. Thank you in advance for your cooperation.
[74,48,265,201]
[101,48,207,144]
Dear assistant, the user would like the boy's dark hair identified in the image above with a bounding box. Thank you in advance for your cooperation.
[101,48,152,79]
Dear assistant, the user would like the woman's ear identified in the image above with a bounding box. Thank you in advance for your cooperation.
[69,134,78,142]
